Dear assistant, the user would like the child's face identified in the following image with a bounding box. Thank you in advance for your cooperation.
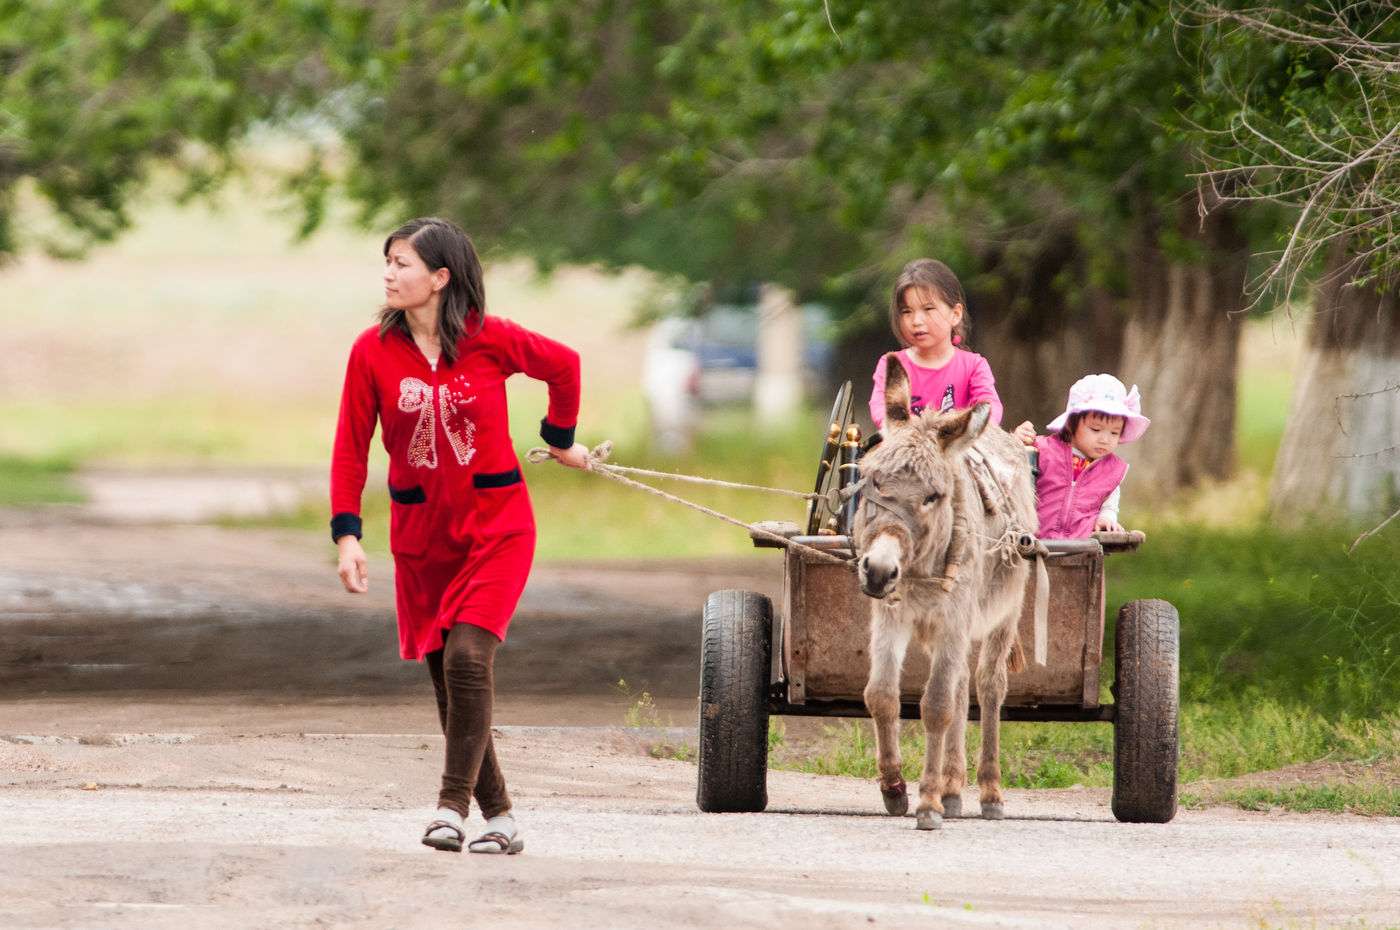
[1070,411,1125,461]
[897,285,963,356]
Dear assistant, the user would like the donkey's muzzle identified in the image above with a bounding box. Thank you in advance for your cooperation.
[858,554,900,599]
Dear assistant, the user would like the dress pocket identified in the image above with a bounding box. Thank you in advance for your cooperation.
[472,469,534,538]
[388,483,431,555]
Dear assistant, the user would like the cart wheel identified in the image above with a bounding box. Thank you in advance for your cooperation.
[1111,598,1180,823]
[697,589,772,813]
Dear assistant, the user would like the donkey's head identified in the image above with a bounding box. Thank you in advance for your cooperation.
[854,353,990,599]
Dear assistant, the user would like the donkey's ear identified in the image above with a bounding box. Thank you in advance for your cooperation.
[935,402,991,454]
[882,353,911,427]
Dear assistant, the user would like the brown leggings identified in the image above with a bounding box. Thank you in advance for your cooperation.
[425,622,510,820]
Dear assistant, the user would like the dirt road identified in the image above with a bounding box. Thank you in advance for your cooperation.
[3,513,1398,930]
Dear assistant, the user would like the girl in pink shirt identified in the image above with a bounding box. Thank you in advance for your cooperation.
[868,258,1004,429]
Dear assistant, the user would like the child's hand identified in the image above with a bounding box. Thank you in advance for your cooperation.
[1095,516,1125,534]
[1012,420,1037,446]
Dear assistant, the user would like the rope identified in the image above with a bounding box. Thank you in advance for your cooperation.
[587,461,821,501]
[527,442,854,569]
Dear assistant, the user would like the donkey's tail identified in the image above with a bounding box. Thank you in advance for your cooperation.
[1006,637,1025,675]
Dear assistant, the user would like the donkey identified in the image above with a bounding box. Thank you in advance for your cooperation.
[853,354,1038,830]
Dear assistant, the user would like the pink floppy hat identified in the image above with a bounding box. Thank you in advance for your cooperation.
[1046,373,1150,443]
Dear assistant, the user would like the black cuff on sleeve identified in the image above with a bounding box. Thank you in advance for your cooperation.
[539,418,576,450]
[330,512,363,542]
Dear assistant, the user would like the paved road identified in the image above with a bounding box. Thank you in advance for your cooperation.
[2,519,1397,929]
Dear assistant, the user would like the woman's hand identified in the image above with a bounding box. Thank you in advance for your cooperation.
[1012,420,1037,446]
[550,442,591,469]
[337,535,369,594]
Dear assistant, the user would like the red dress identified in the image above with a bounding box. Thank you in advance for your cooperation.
[331,318,580,659]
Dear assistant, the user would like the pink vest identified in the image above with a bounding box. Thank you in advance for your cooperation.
[1033,435,1128,539]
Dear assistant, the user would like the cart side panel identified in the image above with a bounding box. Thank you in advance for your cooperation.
[781,547,807,704]
[1013,551,1103,708]
[783,547,858,705]
[781,546,1102,708]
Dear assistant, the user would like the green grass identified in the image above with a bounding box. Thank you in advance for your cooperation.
[1183,783,1400,817]
[1111,522,1400,721]
[0,454,83,507]
[768,522,1400,806]
[0,399,340,467]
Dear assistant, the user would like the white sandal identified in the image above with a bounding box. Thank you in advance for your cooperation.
[467,814,523,855]
[421,819,465,852]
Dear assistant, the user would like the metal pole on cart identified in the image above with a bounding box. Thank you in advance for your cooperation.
[837,423,862,534]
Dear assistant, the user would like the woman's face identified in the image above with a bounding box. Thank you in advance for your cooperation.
[383,238,446,313]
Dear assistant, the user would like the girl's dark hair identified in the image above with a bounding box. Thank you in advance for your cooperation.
[887,258,971,348]
[377,217,486,366]
[1054,412,1085,445]
[1055,410,1126,445]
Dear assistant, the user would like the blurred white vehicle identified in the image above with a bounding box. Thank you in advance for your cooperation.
[641,304,834,450]
[641,316,702,454]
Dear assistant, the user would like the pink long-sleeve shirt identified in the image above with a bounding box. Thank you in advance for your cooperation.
[868,348,1004,429]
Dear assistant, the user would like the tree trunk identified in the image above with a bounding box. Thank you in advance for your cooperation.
[971,228,1126,433]
[1269,249,1400,524]
[1118,198,1249,499]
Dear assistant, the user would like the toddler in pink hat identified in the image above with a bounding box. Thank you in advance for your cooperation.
[1013,374,1150,538]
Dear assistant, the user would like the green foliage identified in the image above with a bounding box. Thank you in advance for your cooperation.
[294,0,1263,317]
[0,0,364,258]
[1181,1,1400,298]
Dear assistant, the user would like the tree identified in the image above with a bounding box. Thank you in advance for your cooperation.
[0,0,366,259]
[308,1,1268,495]
[1268,248,1400,525]
[1184,2,1400,523]
[1186,1,1400,305]
[659,2,1253,494]
[4,2,1275,502]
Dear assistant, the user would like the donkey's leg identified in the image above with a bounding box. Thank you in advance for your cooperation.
[973,616,1018,820]
[864,609,911,816]
[938,663,971,818]
[914,644,963,830]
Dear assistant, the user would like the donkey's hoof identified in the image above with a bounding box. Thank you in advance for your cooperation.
[915,809,943,831]
[940,794,962,819]
[879,779,909,816]
[980,801,1005,820]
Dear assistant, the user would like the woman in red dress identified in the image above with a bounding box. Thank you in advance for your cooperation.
[331,217,588,854]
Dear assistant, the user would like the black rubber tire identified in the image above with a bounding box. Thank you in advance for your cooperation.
[697,589,772,813]
[1111,598,1181,823]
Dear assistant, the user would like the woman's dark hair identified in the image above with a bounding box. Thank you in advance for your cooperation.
[377,217,485,365]
[887,258,970,348]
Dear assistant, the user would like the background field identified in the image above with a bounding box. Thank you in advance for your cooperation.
[0,174,1304,552]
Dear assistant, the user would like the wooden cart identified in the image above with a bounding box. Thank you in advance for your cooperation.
[695,385,1180,823]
